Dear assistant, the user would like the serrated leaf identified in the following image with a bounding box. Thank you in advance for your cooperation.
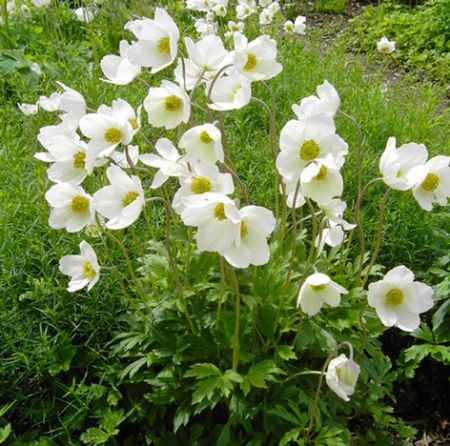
[99,409,123,433]
[80,428,110,445]
[192,377,222,404]
[173,399,193,432]
[276,345,297,361]
[185,363,222,379]
[120,356,148,380]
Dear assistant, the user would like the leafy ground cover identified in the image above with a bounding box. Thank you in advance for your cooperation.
[0,0,449,444]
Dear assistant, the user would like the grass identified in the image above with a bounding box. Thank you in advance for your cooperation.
[0,0,449,440]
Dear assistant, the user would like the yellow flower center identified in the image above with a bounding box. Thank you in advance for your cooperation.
[380,45,390,54]
[191,177,212,194]
[214,202,227,220]
[82,260,96,277]
[396,168,403,178]
[200,130,213,144]
[71,195,89,212]
[314,165,328,181]
[244,53,257,71]
[231,84,242,100]
[157,36,171,54]
[300,140,320,161]
[240,221,248,238]
[421,172,439,192]
[164,95,182,112]
[122,191,139,207]
[335,366,341,379]
[311,283,326,291]
[129,118,139,129]
[73,151,86,169]
[386,288,404,306]
[104,127,122,144]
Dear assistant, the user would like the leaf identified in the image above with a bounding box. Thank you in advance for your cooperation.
[432,298,450,331]
[99,409,123,434]
[0,402,14,418]
[276,345,297,361]
[80,428,110,445]
[243,360,285,391]
[279,427,302,446]
[185,363,222,379]
[173,399,193,432]
[192,377,222,404]
[0,424,12,444]
[120,356,149,380]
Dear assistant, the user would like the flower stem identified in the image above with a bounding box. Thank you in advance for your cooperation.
[229,265,241,372]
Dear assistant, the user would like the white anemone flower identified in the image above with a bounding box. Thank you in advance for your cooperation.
[179,123,224,165]
[186,0,212,11]
[368,265,434,332]
[268,1,280,13]
[236,0,256,20]
[284,180,306,209]
[31,0,50,6]
[126,8,179,73]
[233,33,282,81]
[54,81,87,129]
[111,145,140,169]
[37,123,80,149]
[75,6,95,22]
[194,18,217,36]
[377,36,396,54]
[181,192,241,255]
[226,20,245,37]
[297,272,348,316]
[173,57,205,91]
[259,8,273,25]
[143,80,190,129]
[379,137,428,190]
[185,35,228,74]
[284,20,294,33]
[259,0,271,6]
[38,92,61,111]
[18,102,38,115]
[224,205,276,268]
[292,80,340,121]
[59,241,100,292]
[101,40,141,85]
[407,156,450,211]
[207,71,252,111]
[294,15,306,34]
[45,183,94,233]
[277,115,348,182]
[93,165,145,230]
[140,137,187,189]
[98,98,141,134]
[212,3,227,16]
[301,156,344,204]
[326,354,360,402]
[172,163,234,214]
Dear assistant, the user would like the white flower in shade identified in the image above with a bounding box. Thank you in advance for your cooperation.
[301,156,344,204]
[284,180,306,209]
[186,0,212,11]
[79,109,134,158]
[284,20,294,33]
[259,0,271,6]
[294,15,306,34]
[212,2,227,16]
[173,57,205,91]
[38,92,61,111]
[181,192,241,255]
[224,205,275,268]
[233,33,282,81]
[268,1,280,13]
[185,35,228,74]
[205,10,216,22]
[111,145,140,169]
[236,0,256,19]
[379,137,428,191]
[326,354,360,402]
[45,183,94,232]
[292,80,340,121]
[259,8,273,25]
[18,102,38,115]
[407,156,450,211]
[140,137,187,189]
[101,40,141,85]
[377,36,396,54]
[143,80,190,129]
[172,163,234,214]
[59,241,100,292]
[226,20,244,37]
[55,81,87,128]
[277,115,348,182]
[194,18,217,36]
[37,123,79,149]
[126,8,179,73]
[179,123,224,165]
[297,272,348,316]
[207,71,252,111]
[93,165,144,229]
[368,265,434,332]
[75,6,95,22]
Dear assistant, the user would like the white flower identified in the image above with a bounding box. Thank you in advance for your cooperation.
[143,80,190,129]
[297,272,348,316]
[98,98,141,133]
[212,3,227,16]
[126,8,179,73]
[207,71,252,111]
[186,0,212,11]
[179,123,224,165]
[268,1,280,13]
[284,20,294,33]
[233,33,282,81]
[377,36,396,54]
[181,192,241,255]
[37,123,79,149]
[45,183,94,232]
[326,354,360,402]
[259,8,273,25]
[227,20,244,34]
[173,57,205,91]
[368,265,434,332]
[31,0,50,6]
[292,80,340,121]
[140,137,187,189]
[101,40,141,85]
[55,81,87,128]
[294,15,306,34]
[59,241,100,292]
[194,18,217,36]
[236,1,256,20]
[407,156,450,211]
[93,165,144,229]
[277,115,348,182]
[38,92,61,111]
[185,35,228,74]
[111,145,140,169]
[224,205,275,268]
[284,180,306,209]
[379,137,428,190]
[75,6,95,22]
[18,102,38,115]
[259,0,271,6]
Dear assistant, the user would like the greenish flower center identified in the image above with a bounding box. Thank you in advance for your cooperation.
[164,95,182,112]
[240,221,248,238]
[73,150,86,169]
[200,130,213,144]
[157,36,170,54]
[122,191,139,207]
[386,288,404,306]
[314,165,328,181]
[311,284,326,291]
[300,140,320,161]
[421,172,439,192]
[71,195,89,212]
[214,202,227,220]
[83,260,95,277]
[244,53,257,71]
[104,127,122,144]
[129,118,139,129]
[191,177,212,194]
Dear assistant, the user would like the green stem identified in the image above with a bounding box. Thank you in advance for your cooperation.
[229,265,241,372]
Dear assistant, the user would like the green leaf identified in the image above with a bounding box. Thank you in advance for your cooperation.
[276,345,297,361]
[99,409,123,434]
[80,428,110,445]
[120,356,149,380]
[432,298,450,331]
[279,427,302,446]
[173,399,193,432]
[185,363,222,379]
[0,402,14,418]
[0,424,12,444]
